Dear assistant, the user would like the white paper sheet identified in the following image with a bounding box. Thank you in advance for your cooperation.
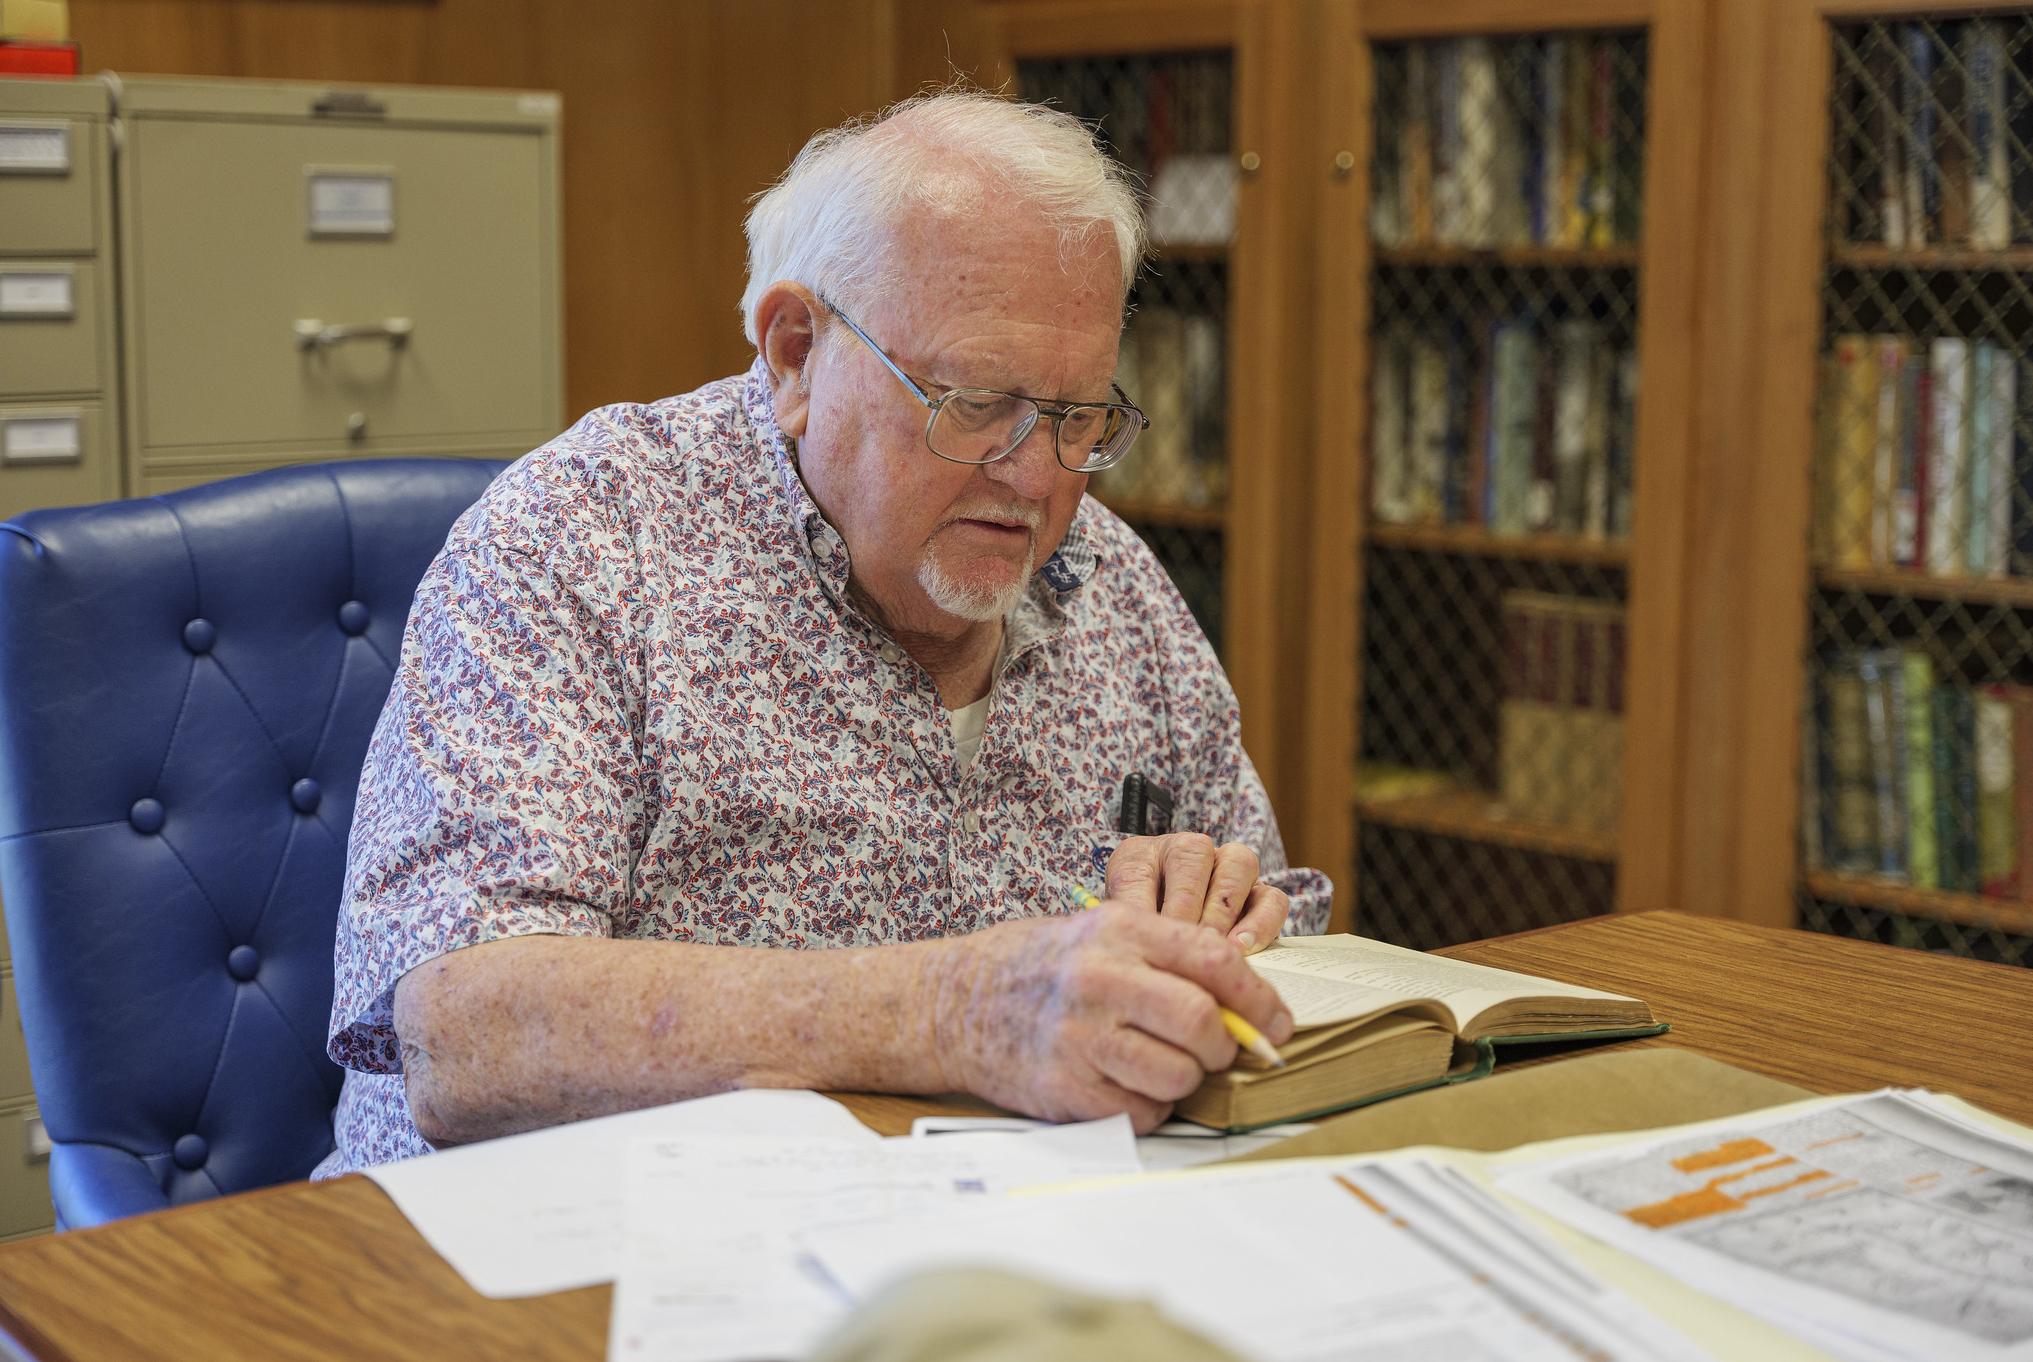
[807,1154,1704,1362]
[907,1113,1315,1172]
[1499,1090,2033,1362]
[606,1116,1141,1362]
[364,1089,877,1298]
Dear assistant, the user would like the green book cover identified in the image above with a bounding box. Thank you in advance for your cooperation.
[1933,686,1966,891]
[1977,687,2016,894]
[1903,651,1939,888]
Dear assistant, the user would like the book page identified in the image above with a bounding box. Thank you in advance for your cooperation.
[1250,934,1641,1034]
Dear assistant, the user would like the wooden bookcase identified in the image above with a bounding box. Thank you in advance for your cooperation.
[1297,0,1707,940]
[1724,0,2033,966]
[977,0,1310,813]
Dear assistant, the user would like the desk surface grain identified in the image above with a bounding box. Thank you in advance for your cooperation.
[0,911,2026,1362]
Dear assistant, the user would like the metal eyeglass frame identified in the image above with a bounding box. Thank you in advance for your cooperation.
[817,295,1149,473]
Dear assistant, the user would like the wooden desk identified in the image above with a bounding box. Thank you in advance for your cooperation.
[0,911,2025,1362]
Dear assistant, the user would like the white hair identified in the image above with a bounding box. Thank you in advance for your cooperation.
[741,87,1147,346]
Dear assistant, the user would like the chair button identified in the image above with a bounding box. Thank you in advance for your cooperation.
[128,798,165,834]
[337,600,370,635]
[181,619,215,654]
[172,1134,208,1170]
[289,778,321,814]
[227,945,260,981]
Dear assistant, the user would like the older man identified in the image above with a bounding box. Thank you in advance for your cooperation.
[316,90,1330,1176]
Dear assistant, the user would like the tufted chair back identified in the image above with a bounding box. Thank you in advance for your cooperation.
[0,458,505,1228]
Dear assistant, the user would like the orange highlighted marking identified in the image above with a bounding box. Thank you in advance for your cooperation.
[1740,1169,1832,1202]
[1672,1138,1776,1173]
[1805,1178,1861,1199]
[1807,1131,1865,1151]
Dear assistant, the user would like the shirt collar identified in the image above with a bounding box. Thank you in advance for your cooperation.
[741,355,1102,613]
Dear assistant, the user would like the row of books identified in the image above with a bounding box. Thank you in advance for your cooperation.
[1370,35,1644,251]
[1842,20,2029,251]
[1499,592,1624,833]
[1818,333,2030,577]
[1096,305,1227,509]
[1812,648,2032,899]
[1370,319,1636,539]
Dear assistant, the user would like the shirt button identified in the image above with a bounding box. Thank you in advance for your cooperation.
[880,643,903,665]
[961,811,982,835]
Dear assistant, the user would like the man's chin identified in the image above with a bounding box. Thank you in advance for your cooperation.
[918,556,1031,623]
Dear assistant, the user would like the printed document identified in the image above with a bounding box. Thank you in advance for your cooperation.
[364,1088,877,1297]
[606,1116,1140,1362]
[1500,1090,2033,1362]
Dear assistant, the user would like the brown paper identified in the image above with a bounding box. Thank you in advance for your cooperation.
[1224,1048,1813,1164]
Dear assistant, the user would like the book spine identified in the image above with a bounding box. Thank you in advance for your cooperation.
[1406,44,1434,243]
[1538,38,1563,247]
[1491,324,1536,535]
[1971,21,2011,249]
[1970,342,1995,574]
[1442,330,1470,523]
[1412,336,1448,522]
[1434,40,1463,245]
[1903,650,1939,889]
[1829,333,1878,569]
[1586,38,1614,248]
[1826,656,1876,873]
[1893,342,1922,567]
[1459,37,1497,248]
[1561,36,1591,248]
[1988,344,2015,577]
[1858,649,1905,876]
[1977,686,2016,896]
[1902,24,1936,248]
[1932,683,1964,891]
[1872,336,1906,566]
[1913,360,1933,568]
[1370,329,1409,522]
[2013,686,2033,900]
[1939,21,1971,245]
[2016,353,2033,576]
[1610,347,1638,540]
[1553,321,1596,534]
[1954,685,1981,893]
[1928,338,1970,576]
[1530,338,1558,530]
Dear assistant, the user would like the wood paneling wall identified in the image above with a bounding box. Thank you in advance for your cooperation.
[68,0,980,419]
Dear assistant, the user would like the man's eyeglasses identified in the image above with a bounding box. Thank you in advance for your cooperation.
[818,296,1148,473]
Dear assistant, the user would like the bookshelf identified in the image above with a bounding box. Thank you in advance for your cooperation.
[988,0,1305,813]
[1693,1,2033,973]
[1790,9,2033,967]
[1300,0,1705,943]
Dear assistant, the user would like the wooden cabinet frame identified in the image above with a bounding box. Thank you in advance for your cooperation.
[1298,0,1708,931]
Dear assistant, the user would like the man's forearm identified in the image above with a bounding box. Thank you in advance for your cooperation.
[393,933,963,1146]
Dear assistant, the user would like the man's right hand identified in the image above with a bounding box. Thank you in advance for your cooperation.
[928,903,1295,1132]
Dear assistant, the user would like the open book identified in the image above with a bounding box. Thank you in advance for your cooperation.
[1180,934,1665,1131]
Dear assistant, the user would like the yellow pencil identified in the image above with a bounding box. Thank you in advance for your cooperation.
[1070,885,1284,1068]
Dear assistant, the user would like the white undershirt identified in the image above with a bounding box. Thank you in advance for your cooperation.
[949,693,991,774]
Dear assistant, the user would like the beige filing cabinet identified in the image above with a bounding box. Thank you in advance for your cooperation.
[0,78,121,522]
[111,76,563,493]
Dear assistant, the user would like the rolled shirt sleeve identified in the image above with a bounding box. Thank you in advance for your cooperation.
[328,451,650,1072]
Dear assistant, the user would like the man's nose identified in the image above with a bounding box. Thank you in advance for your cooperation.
[984,417,1067,500]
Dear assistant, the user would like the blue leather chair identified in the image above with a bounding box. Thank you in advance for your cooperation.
[0,458,505,1228]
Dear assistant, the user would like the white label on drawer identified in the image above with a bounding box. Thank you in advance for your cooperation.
[23,1115,48,1161]
[0,271,73,318]
[0,124,68,174]
[307,171,394,237]
[1,416,81,463]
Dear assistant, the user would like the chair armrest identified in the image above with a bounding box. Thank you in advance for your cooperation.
[48,1143,173,1228]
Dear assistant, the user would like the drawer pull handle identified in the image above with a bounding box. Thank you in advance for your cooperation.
[294,317,413,351]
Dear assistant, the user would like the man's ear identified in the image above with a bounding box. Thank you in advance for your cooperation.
[753,282,822,439]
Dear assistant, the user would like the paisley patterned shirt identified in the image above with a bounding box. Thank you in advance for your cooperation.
[316,358,1332,1175]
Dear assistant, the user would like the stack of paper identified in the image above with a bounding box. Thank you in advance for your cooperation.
[1498,1090,2033,1362]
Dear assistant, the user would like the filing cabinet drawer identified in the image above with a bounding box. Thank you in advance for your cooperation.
[0,400,116,519]
[0,1100,52,1238]
[0,117,96,255]
[0,966,30,1102]
[127,116,556,453]
[0,259,103,396]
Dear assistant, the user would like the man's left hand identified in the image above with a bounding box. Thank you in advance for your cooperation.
[1103,833,1289,954]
